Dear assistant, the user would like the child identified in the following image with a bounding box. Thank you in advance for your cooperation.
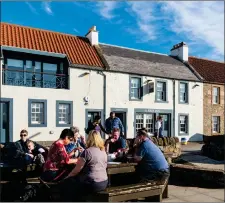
[26,140,46,167]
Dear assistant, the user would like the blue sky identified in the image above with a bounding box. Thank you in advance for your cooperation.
[1,1,224,62]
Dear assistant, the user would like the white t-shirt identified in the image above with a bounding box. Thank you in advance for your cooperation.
[155,121,162,130]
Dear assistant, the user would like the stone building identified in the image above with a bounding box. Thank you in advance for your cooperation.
[188,57,225,136]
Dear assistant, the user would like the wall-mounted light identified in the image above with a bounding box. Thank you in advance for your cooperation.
[78,72,90,78]
[193,84,199,88]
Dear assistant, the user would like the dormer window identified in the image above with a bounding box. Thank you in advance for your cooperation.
[2,50,69,89]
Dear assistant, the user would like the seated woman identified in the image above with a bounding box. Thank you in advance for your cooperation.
[60,130,108,201]
[40,129,77,182]
[65,126,85,158]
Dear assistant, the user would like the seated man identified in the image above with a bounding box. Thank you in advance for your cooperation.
[105,128,127,155]
[14,129,45,167]
[134,130,169,183]
[26,140,46,167]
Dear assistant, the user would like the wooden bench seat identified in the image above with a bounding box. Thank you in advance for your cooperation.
[86,177,169,202]
[39,176,169,202]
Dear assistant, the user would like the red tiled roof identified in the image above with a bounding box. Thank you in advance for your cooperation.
[0,22,104,68]
[188,56,225,84]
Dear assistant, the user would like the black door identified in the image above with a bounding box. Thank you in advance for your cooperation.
[114,112,127,138]
[86,111,102,138]
[159,114,171,137]
[0,102,10,143]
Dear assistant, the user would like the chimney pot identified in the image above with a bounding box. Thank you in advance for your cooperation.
[85,25,98,46]
[170,41,188,62]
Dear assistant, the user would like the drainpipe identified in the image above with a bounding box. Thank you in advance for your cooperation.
[173,79,176,137]
[97,71,106,138]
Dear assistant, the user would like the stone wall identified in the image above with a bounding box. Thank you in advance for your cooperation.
[203,83,225,136]
[201,134,225,161]
[170,163,225,187]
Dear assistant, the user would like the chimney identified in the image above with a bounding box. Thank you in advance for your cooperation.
[170,42,188,62]
[85,26,98,46]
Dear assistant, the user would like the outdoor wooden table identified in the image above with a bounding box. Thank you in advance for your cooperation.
[107,162,137,186]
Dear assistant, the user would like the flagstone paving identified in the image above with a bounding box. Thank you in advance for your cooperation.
[163,185,224,202]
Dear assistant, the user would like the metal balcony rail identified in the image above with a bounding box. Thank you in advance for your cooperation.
[2,68,68,89]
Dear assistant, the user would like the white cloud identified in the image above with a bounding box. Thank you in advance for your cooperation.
[25,2,38,15]
[162,1,224,59]
[42,2,53,15]
[95,1,224,60]
[96,1,118,19]
[126,2,158,41]
[73,28,79,34]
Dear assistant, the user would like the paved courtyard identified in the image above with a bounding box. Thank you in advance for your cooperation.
[163,185,224,202]
[164,142,224,202]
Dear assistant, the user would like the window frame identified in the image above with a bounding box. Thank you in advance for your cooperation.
[178,114,189,136]
[135,113,155,135]
[212,116,220,133]
[212,87,220,104]
[155,79,168,103]
[28,99,47,127]
[129,75,143,101]
[179,81,189,104]
[56,100,73,127]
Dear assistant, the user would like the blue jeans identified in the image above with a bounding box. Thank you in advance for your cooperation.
[25,154,33,165]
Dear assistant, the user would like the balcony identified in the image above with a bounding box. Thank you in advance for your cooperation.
[2,68,68,89]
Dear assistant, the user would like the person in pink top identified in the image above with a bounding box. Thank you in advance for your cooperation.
[41,129,77,182]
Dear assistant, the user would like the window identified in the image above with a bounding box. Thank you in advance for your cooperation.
[3,55,68,89]
[31,103,44,124]
[179,82,188,103]
[6,59,24,85]
[43,63,58,88]
[212,116,220,133]
[130,76,142,100]
[135,113,154,134]
[213,87,220,104]
[179,114,188,135]
[28,99,47,127]
[156,81,167,102]
[56,101,73,127]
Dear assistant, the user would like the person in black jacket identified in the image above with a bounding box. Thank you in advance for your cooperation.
[15,129,45,166]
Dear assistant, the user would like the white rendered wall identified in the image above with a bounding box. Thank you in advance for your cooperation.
[1,68,103,142]
[105,72,203,141]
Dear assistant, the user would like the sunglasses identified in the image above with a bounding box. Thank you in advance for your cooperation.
[20,134,27,137]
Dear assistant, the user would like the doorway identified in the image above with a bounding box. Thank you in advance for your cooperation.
[85,109,103,138]
[0,98,13,143]
[111,108,127,138]
[159,113,171,137]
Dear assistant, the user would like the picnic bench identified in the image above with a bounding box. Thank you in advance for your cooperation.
[39,175,169,202]
[87,177,169,202]
[39,162,169,202]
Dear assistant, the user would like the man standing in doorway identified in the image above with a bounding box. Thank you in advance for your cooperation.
[105,112,125,136]
[154,116,163,138]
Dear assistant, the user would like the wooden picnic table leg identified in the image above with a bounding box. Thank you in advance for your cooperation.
[108,174,111,187]
[162,183,169,198]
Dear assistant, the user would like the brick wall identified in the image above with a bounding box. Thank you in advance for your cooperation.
[203,83,225,136]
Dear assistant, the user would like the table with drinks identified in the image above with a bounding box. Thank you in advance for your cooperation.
[107,152,137,186]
